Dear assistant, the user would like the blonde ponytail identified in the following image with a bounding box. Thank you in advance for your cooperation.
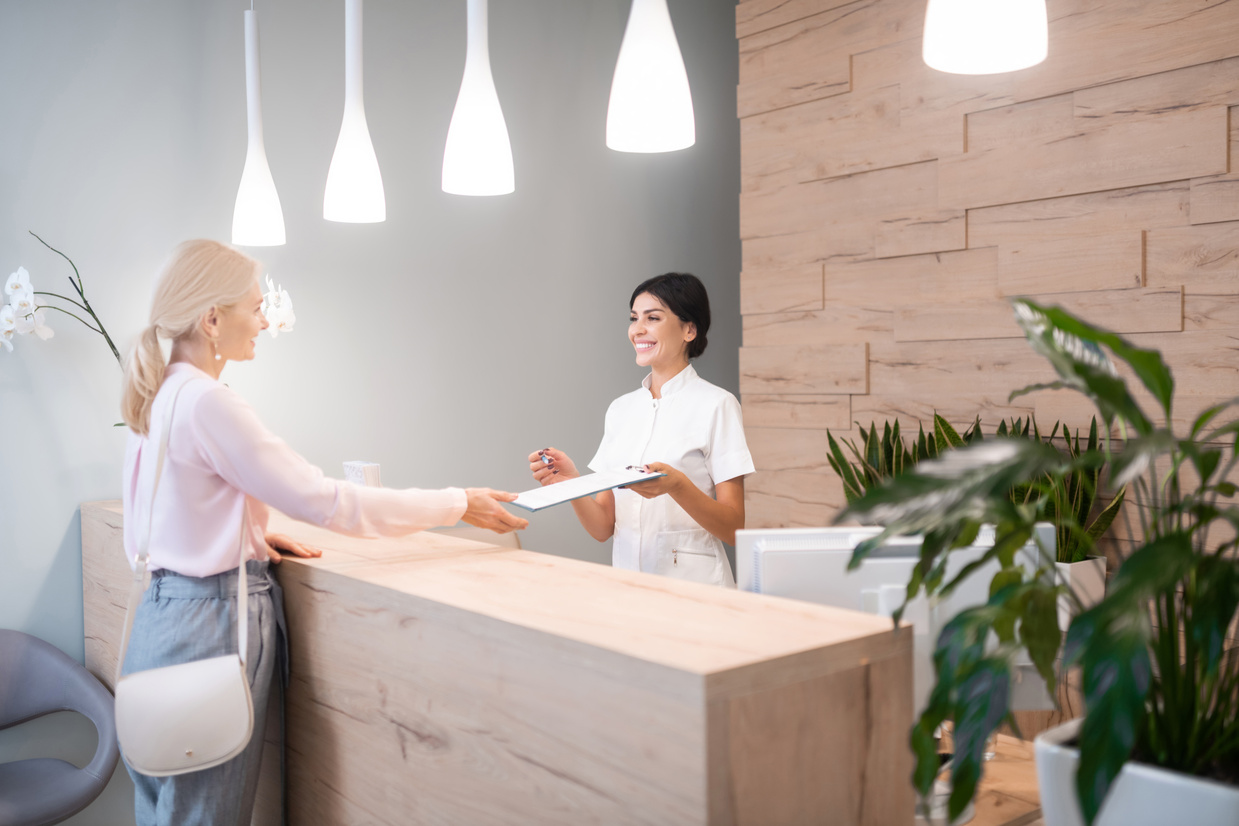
[121,325,166,434]
[120,240,262,435]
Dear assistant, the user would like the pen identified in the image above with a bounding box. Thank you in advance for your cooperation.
[540,454,553,465]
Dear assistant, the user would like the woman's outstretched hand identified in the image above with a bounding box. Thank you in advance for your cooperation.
[265,533,323,564]
[623,462,686,499]
[463,488,529,533]
[527,447,580,486]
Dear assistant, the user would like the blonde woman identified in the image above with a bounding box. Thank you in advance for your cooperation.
[119,240,526,824]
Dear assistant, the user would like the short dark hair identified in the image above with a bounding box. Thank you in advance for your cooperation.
[629,272,711,359]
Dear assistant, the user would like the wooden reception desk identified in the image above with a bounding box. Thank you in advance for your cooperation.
[82,500,913,825]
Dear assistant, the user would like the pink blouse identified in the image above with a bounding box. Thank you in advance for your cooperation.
[123,363,467,577]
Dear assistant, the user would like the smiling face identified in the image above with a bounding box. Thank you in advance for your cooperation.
[629,291,696,371]
[211,280,268,363]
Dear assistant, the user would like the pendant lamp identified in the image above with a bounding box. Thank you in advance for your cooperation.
[324,0,385,223]
[606,0,695,154]
[442,0,514,196]
[922,0,1048,75]
[231,9,285,247]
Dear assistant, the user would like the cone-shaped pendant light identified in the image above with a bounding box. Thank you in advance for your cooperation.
[232,9,285,247]
[442,0,514,196]
[324,0,385,222]
[606,0,694,153]
[922,0,1048,75]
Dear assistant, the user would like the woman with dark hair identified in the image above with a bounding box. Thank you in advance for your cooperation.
[528,273,753,586]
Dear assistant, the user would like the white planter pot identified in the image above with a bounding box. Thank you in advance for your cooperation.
[1034,718,1239,826]
[1055,556,1105,630]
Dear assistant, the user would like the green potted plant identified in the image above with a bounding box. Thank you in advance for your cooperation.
[833,299,1239,825]
[829,412,1124,623]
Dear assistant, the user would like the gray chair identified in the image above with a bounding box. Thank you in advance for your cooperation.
[0,630,120,826]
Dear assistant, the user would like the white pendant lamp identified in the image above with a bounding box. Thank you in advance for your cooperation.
[922,0,1048,75]
[324,0,385,223]
[442,0,514,196]
[606,0,695,154]
[232,9,285,247]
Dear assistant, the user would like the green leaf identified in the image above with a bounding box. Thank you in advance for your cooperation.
[1011,299,1162,434]
[837,439,1064,541]
[1110,430,1175,489]
[934,413,966,450]
[1084,487,1125,549]
[989,569,1025,643]
[1020,586,1062,690]
[949,658,1012,822]
[1189,397,1239,439]
[827,430,865,502]
[1188,446,1223,487]
[1077,623,1151,824]
[1191,557,1239,679]
[1107,532,1194,600]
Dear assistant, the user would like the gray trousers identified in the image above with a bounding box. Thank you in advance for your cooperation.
[121,560,285,826]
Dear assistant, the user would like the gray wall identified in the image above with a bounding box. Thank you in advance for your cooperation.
[0,0,739,820]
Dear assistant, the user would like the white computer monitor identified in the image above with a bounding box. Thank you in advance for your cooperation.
[736,524,1055,715]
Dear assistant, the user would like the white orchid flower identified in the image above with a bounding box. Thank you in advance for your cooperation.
[9,288,35,318]
[0,306,15,351]
[14,308,53,339]
[5,267,32,297]
[30,309,54,340]
[261,275,295,338]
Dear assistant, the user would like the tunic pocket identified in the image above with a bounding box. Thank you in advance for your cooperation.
[652,529,725,586]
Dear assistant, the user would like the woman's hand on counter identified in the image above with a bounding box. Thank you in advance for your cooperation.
[528,447,579,486]
[265,533,323,564]
[623,463,686,499]
[463,489,529,534]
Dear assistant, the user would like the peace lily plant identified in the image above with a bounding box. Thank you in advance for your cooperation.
[4,232,295,362]
[834,299,1239,824]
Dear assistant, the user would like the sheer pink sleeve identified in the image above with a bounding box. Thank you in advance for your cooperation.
[189,384,466,537]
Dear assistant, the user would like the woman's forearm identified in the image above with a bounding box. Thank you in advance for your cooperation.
[571,491,615,542]
[669,479,745,546]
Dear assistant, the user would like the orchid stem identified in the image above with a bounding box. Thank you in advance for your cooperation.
[33,290,89,314]
[35,304,101,335]
[29,231,83,294]
[26,232,122,365]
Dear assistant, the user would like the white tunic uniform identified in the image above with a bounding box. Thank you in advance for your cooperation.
[588,365,755,586]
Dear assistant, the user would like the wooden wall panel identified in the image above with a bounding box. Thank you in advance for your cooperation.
[741,265,824,315]
[1147,222,1239,293]
[746,427,834,474]
[892,288,1183,342]
[741,395,852,430]
[737,0,923,119]
[743,307,893,347]
[737,1,1239,745]
[968,183,1190,249]
[939,106,1228,210]
[998,231,1145,295]
[1010,0,1239,103]
[736,0,856,39]
[1190,108,1239,225]
[823,247,999,308]
[739,343,868,395]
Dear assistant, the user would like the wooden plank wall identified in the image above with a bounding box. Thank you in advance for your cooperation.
[737,0,1239,535]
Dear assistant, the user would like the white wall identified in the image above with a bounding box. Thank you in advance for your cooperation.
[0,1,739,820]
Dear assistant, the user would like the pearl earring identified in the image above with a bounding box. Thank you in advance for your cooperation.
[212,339,221,361]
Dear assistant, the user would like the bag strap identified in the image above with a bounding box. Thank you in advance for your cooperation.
[115,373,251,684]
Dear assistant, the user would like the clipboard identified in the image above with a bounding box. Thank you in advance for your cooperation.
[511,468,666,512]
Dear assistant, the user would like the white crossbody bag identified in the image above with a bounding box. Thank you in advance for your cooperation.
[114,374,255,776]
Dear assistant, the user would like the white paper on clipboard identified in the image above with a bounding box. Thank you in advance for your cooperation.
[511,468,666,512]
